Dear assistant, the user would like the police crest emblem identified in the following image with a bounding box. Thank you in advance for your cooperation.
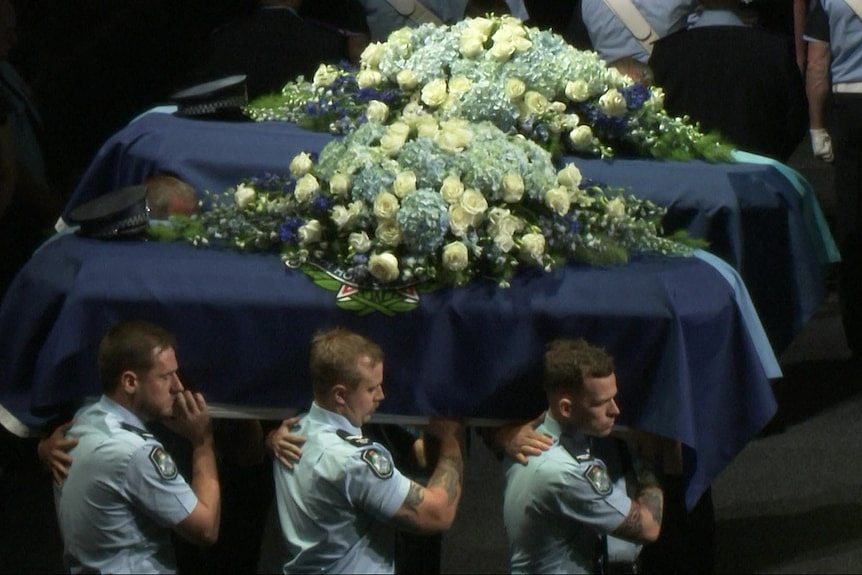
[585,464,612,496]
[149,446,178,480]
[361,448,393,479]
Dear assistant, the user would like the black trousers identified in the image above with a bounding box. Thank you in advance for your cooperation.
[830,93,862,353]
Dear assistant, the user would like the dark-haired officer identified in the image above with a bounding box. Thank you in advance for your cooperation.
[503,338,664,574]
[54,321,220,574]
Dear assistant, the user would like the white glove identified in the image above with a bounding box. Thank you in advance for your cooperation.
[810,128,834,162]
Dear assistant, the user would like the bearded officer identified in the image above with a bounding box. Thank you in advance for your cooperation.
[266,327,465,574]
[503,338,664,574]
[55,321,220,574]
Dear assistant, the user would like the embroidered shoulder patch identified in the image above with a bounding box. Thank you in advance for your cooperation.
[149,446,178,480]
[361,448,393,479]
[337,429,371,447]
[585,464,612,496]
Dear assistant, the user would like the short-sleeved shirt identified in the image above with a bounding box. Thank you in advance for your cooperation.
[503,412,633,574]
[580,0,698,64]
[272,402,412,574]
[55,396,198,574]
[804,0,862,84]
[357,0,468,41]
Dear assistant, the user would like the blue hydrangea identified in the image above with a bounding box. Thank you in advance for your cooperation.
[397,138,454,190]
[395,188,450,255]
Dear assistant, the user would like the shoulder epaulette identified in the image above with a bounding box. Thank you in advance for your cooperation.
[337,428,371,447]
[119,421,155,440]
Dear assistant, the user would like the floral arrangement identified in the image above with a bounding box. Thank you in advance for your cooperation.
[247,15,734,162]
[155,117,695,296]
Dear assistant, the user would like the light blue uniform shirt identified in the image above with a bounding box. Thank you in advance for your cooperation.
[357,0,468,41]
[581,0,698,64]
[805,0,862,84]
[55,396,198,574]
[272,402,412,574]
[503,412,634,574]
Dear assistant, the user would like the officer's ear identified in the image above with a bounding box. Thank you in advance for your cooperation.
[558,396,573,419]
[332,382,349,407]
[120,370,139,395]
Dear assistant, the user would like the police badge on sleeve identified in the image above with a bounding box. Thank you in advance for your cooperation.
[585,464,612,496]
[361,448,394,479]
[149,446,178,480]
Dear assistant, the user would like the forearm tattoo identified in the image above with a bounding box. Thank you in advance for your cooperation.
[639,485,663,526]
[429,454,463,504]
[614,503,643,540]
[403,481,424,510]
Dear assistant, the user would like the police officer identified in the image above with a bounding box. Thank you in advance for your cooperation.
[579,0,698,83]
[502,338,663,574]
[805,0,862,355]
[55,321,220,574]
[267,327,465,574]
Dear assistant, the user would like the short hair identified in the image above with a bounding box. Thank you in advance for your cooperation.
[543,338,614,395]
[97,321,177,393]
[309,327,384,397]
[145,173,199,219]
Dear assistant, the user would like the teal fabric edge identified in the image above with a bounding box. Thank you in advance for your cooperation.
[693,249,783,379]
[731,150,841,264]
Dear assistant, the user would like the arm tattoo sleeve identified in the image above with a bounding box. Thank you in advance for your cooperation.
[428,455,463,504]
[613,502,644,540]
[638,485,663,526]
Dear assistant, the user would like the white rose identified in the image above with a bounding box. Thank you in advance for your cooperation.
[561,113,580,130]
[421,78,448,107]
[494,212,524,237]
[565,79,590,102]
[379,133,406,156]
[376,221,402,246]
[357,69,384,89]
[442,241,469,271]
[569,125,594,150]
[646,87,665,112]
[234,183,256,209]
[466,16,494,39]
[557,164,582,190]
[460,188,488,217]
[505,78,526,101]
[448,205,473,236]
[349,231,372,253]
[396,69,419,91]
[523,91,550,116]
[501,172,525,203]
[387,28,413,49]
[294,174,320,204]
[513,36,532,52]
[520,232,545,263]
[415,116,439,139]
[366,100,389,123]
[388,122,410,139]
[373,191,400,220]
[360,42,385,68]
[440,175,465,204]
[544,186,571,216]
[488,40,516,62]
[298,219,322,245]
[448,75,472,96]
[393,171,417,199]
[368,252,400,283]
[494,232,516,253]
[436,120,473,152]
[289,152,314,177]
[331,205,355,229]
[606,197,627,219]
[312,64,339,87]
[329,172,351,197]
[599,88,628,118]
[459,34,485,58]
